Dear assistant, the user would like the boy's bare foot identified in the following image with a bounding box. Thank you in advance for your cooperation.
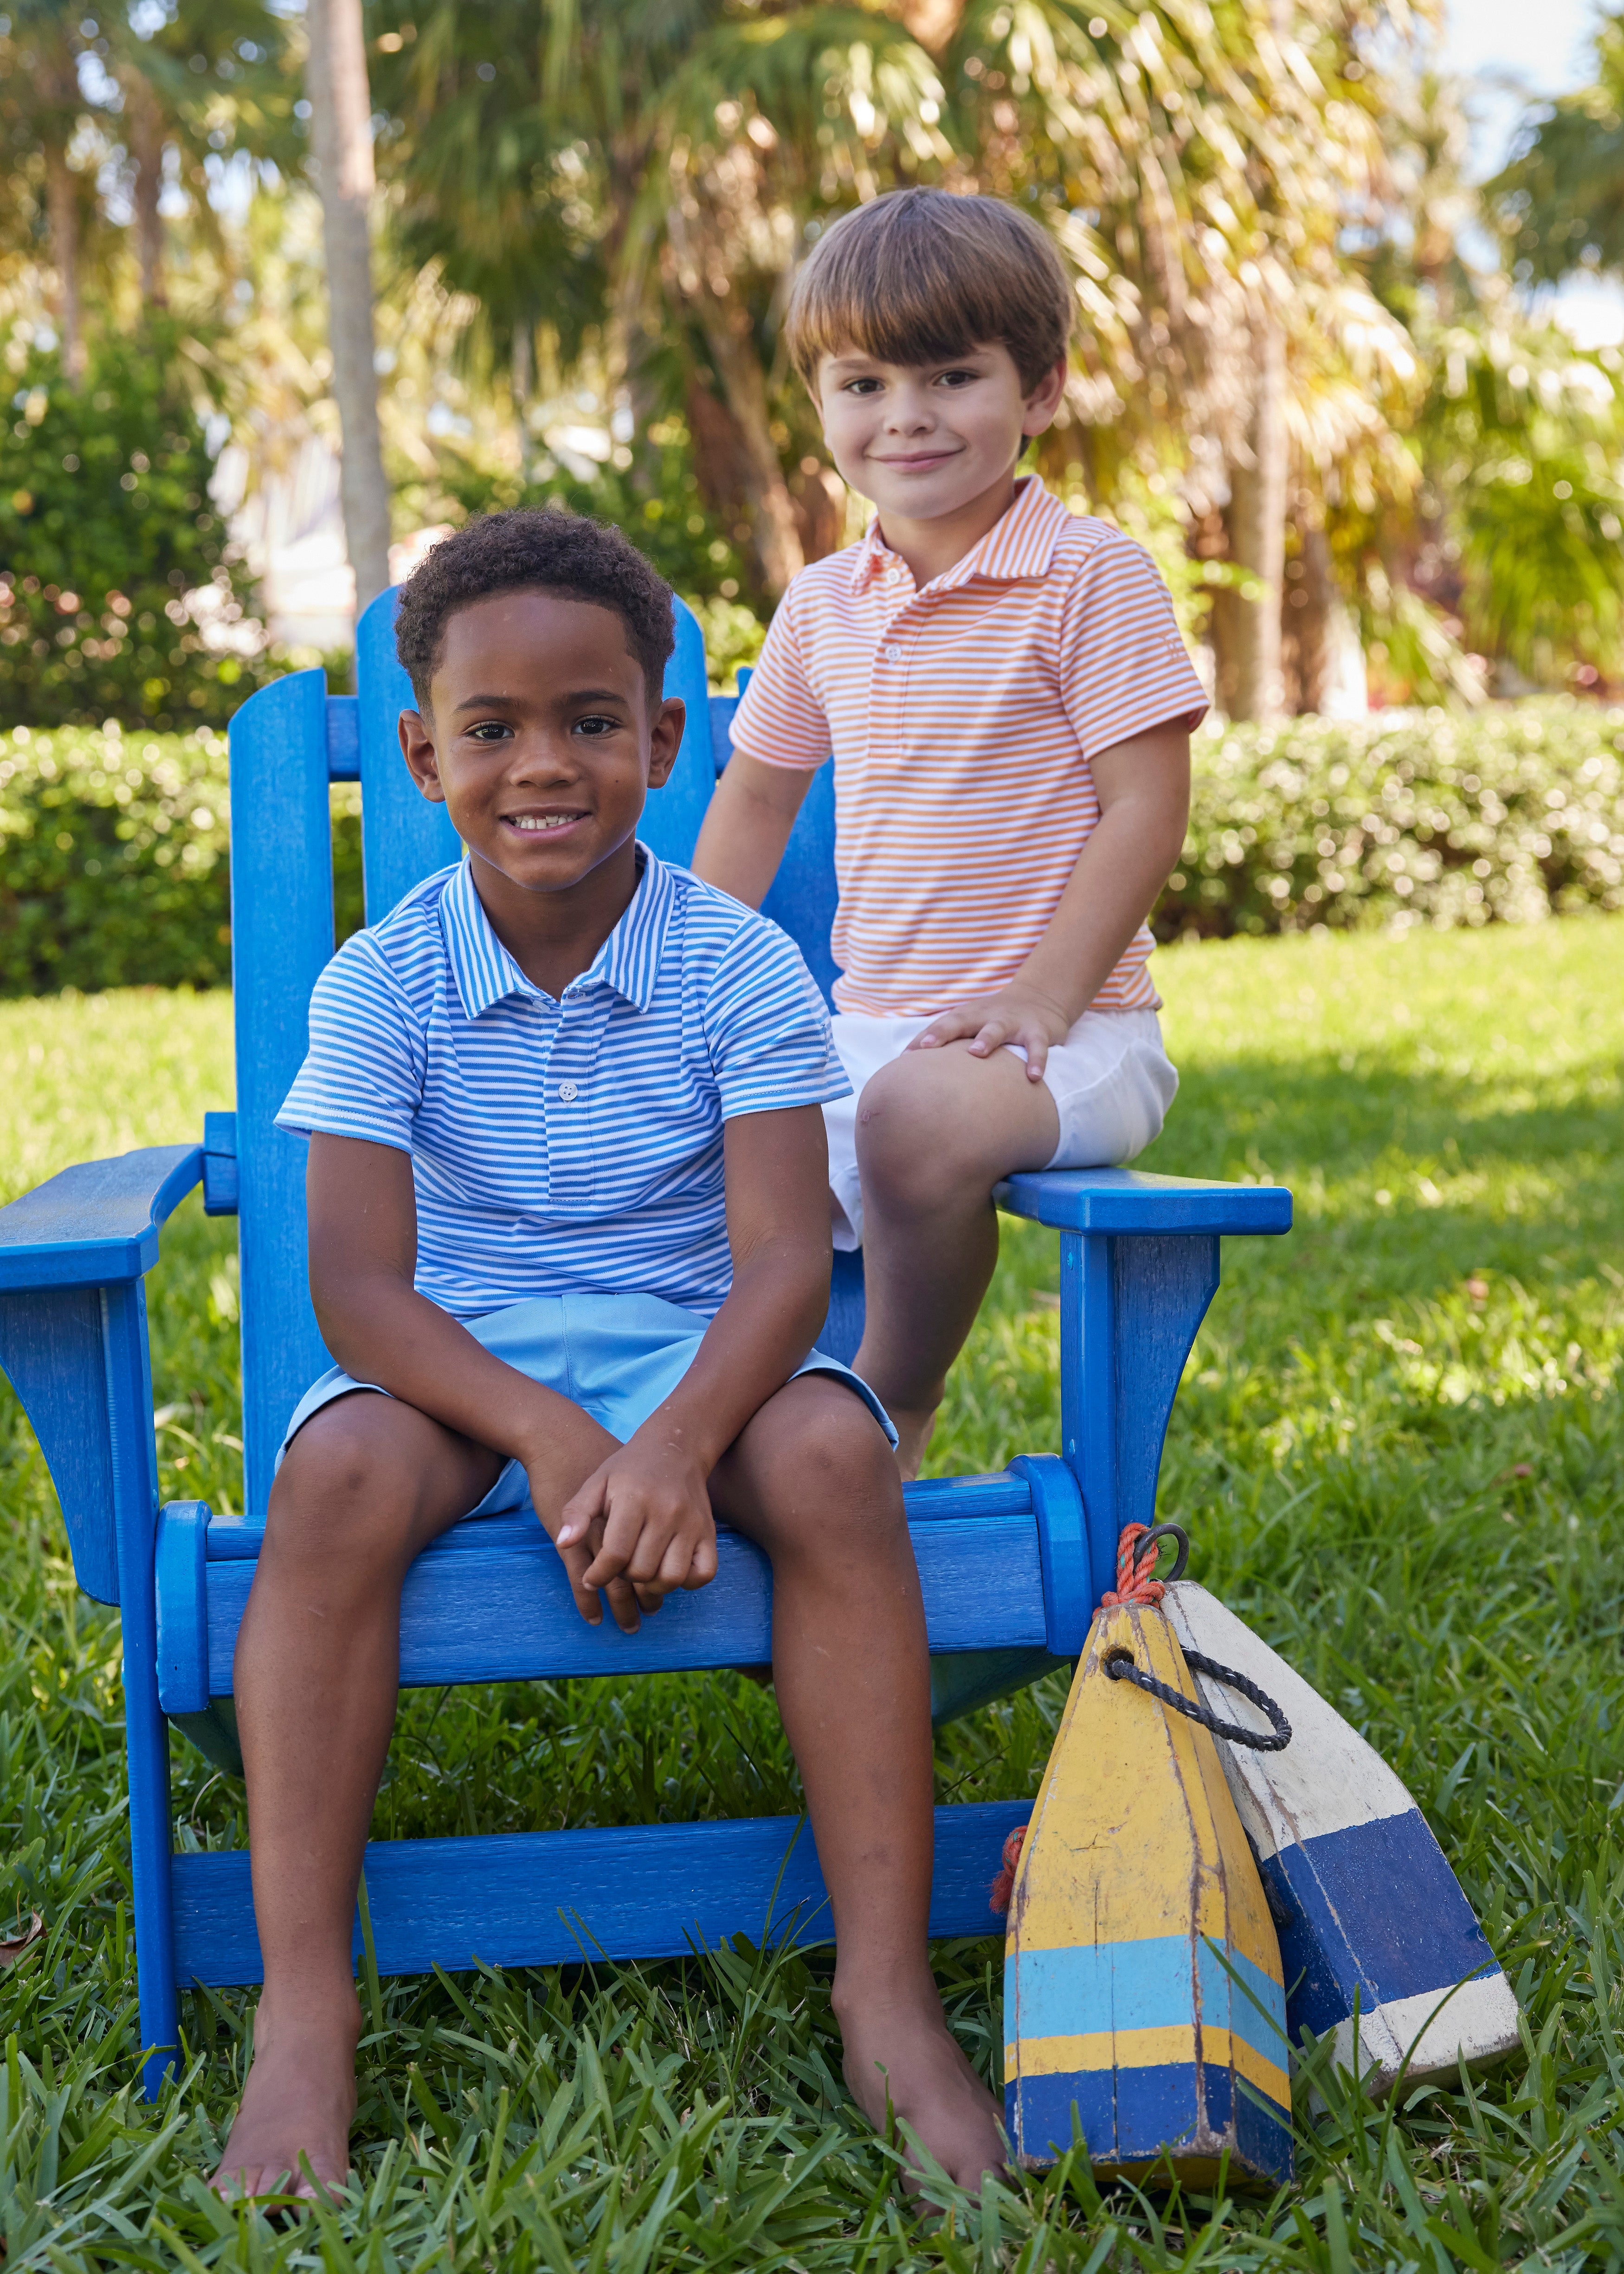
[886,1404,938,1481]
[836,1979,1007,2192]
[212,1990,360,2201]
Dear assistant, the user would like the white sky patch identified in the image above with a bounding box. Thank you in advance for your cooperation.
[1443,0,1624,344]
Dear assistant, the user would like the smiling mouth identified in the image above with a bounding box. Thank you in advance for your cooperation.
[871,449,960,468]
[504,812,586,833]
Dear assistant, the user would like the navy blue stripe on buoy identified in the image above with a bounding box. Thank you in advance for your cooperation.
[1268,1808,1499,2038]
[1011,2062,1295,2180]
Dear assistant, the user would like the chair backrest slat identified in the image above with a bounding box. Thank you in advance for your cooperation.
[228,668,341,1512]
[356,592,461,921]
[227,589,847,1512]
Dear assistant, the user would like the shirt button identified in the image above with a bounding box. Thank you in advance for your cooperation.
[884,644,902,662]
[557,1079,579,1103]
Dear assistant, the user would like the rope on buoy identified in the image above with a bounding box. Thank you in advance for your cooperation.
[1101,1521,1190,1606]
[991,1516,1283,1916]
[1105,1646,1292,1751]
[990,1825,1026,1914]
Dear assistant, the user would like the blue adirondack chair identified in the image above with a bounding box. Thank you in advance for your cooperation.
[0,590,1290,2099]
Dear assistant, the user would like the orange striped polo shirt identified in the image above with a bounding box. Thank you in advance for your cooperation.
[730,477,1208,1018]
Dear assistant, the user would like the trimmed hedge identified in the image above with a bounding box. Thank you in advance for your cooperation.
[1,703,1620,997]
[0,725,361,996]
[1159,701,1624,941]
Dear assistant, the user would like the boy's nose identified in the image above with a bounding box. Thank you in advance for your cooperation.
[885,393,935,433]
[506,739,580,783]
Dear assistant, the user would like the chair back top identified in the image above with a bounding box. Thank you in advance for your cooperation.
[226,588,835,1509]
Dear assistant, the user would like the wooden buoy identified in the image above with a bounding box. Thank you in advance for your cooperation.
[1003,1599,1293,2184]
[1163,1582,1521,2091]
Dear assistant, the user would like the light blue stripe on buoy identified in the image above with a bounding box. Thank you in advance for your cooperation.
[1012,1936,1288,2067]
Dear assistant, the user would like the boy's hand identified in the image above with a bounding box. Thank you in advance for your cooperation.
[549,1439,720,1633]
[907,982,1074,1080]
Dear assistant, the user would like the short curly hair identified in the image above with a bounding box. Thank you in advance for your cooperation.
[394,508,676,706]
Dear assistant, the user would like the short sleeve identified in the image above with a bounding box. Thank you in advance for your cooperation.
[727,581,831,773]
[702,916,851,1119]
[1058,535,1209,758]
[276,936,425,1150]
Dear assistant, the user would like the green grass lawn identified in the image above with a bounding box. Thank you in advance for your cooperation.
[1,918,1621,2269]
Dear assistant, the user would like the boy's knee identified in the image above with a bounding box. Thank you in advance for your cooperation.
[853,1055,997,1216]
[744,1388,905,1559]
[266,1395,422,1571]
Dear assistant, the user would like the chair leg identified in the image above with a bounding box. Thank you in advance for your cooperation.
[101,1283,181,2100]
[126,1645,179,2100]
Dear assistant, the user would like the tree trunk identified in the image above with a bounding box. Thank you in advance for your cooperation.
[1220,313,1287,721]
[122,70,168,310]
[306,0,392,614]
[1285,518,1334,714]
[694,300,805,596]
[43,139,85,386]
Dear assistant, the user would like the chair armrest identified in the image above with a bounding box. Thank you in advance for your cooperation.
[996,1166,1291,1236]
[0,1145,204,1290]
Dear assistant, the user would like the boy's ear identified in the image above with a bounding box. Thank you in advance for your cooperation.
[1022,354,1070,438]
[645,695,685,790]
[400,707,447,804]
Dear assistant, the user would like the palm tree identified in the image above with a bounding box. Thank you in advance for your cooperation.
[371,0,1421,658]
[1489,11,1624,284]
[936,0,1412,717]
[307,0,392,612]
[99,0,295,311]
[2,4,90,383]
[371,0,953,594]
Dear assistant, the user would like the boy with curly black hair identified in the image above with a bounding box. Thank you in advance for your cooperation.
[214,509,1007,2201]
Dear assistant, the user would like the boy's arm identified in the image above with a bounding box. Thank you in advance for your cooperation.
[556,1102,834,1611]
[305,1133,641,1626]
[909,719,1191,1074]
[690,752,814,908]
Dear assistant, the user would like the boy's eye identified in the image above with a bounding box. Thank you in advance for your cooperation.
[574,714,620,736]
[466,720,513,742]
[935,368,979,388]
[842,375,883,395]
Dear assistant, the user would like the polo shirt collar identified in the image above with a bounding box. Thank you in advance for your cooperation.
[849,475,1070,595]
[441,844,675,1019]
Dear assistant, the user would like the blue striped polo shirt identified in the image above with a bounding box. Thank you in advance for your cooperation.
[277,848,849,1321]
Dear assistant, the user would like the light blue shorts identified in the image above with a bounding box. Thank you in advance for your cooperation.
[277,1289,895,1521]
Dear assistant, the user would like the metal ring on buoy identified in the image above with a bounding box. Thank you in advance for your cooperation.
[1136,1522,1190,1583]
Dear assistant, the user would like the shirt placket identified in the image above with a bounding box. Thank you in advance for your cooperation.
[870,566,916,754]
[546,982,608,1212]
[522,993,561,1211]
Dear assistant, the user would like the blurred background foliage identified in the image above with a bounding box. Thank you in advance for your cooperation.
[4,702,1619,996]
[6,3,1624,724]
[0,326,273,727]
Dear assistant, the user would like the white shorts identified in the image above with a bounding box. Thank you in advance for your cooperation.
[823,1007,1178,1251]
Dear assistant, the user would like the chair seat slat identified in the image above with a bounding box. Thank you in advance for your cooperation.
[194,1512,1047,1696]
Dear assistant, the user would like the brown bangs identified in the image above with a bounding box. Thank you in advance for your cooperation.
[786,189,1074,394]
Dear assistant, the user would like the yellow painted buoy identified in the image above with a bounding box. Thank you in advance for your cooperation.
[1003,1596,1294,2185]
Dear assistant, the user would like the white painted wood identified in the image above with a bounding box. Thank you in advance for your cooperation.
[1164,1582,1410,1857]
[1330,1978,1523,2086]
[1164,1582,1522,2090]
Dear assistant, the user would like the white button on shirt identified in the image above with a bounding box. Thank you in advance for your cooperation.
[278,849,848,1322]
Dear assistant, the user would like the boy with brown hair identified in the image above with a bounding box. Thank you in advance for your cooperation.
[694,188,1207,1474]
